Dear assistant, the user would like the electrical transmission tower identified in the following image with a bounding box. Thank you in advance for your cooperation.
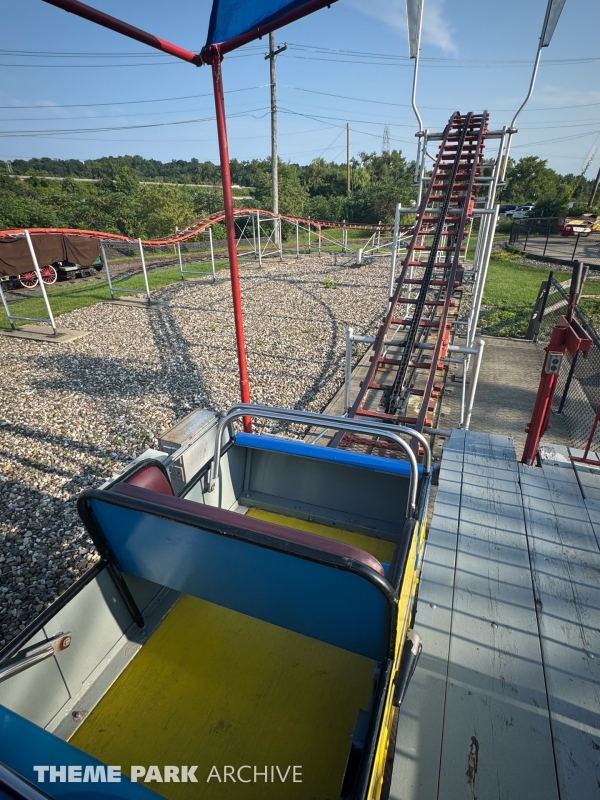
[5,160,13,175]
[382,126,391,154]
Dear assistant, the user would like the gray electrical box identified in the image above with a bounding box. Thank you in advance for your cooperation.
[158,409,221,494]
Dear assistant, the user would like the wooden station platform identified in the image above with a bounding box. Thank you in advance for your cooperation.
[391,430,600,800]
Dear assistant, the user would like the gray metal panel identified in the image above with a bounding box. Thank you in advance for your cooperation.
[245,448,409,535]
[0,629,70,728]
[391,429,465,800]
[45,570,161,699]
[437,432,559,800]
[199,447,246,511]
[0,571,164,730]
[50,587,179,740]
[520,459,600,799]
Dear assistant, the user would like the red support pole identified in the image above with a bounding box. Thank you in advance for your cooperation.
[210,52,252,431]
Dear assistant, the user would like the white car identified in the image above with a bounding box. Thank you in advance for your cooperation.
[511,204,535,220]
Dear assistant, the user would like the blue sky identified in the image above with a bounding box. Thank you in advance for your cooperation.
[1,0,599,177]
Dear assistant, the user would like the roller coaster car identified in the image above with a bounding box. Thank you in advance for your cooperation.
[0,404,431,800]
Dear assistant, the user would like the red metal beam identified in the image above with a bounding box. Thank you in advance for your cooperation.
[40,0,253,427]
[41,0,203,64]
[210,55,252,430]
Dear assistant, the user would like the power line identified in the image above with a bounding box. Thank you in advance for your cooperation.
[0,86,267,111]
[0,108,271,138]
[284,43,599,66]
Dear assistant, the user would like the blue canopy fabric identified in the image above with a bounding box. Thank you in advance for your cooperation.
[205,0,327,50]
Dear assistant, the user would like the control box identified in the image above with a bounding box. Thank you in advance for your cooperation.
[544,351,563,375]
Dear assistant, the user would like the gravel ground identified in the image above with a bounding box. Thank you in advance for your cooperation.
[0,254,389,645]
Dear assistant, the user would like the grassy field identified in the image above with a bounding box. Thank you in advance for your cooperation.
[480,250,600,338]
[0,262,228,329]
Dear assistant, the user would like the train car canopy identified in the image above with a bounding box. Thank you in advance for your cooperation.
[204,0,338,53]
[0,234,100,276]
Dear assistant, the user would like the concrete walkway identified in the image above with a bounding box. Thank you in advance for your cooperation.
[468,336,572,457]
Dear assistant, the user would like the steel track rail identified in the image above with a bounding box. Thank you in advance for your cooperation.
[334,110,489,452]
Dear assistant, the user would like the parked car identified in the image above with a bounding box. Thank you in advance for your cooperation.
[500,204,517,215]
[511,204,535,220]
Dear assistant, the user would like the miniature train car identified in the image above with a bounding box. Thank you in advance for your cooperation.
[0,404,431,800]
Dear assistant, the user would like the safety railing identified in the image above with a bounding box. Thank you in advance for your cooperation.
[536,274,600,451]
[510,216,600,269]
[207,403,432,518]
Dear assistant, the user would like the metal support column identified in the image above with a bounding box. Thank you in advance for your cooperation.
[100,241,114,299]
[464,339,486,430]
[25,230,57,334]
[209,227,216,280]
[387,203,402,313]
[256,211,262,267]
[138,238,151,303]
[345,325,353,412]
[175,228,184,280]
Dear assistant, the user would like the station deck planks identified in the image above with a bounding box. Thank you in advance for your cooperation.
[391,430,600,800]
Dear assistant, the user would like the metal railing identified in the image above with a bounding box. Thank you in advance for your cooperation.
[537,276,600,450]
[510,217,600,268]
[207,403,432,518]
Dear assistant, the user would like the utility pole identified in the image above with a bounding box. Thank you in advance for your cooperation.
[589,164,600,209]
[265,34,287,243]
[346,123,351,193]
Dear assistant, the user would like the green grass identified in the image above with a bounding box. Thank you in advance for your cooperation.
[480,250,600,338]
[0,262,228,328]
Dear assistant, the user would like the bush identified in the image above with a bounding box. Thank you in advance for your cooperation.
[496,217,514,234]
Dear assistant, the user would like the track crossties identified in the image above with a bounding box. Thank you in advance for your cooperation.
[342,111,489,452]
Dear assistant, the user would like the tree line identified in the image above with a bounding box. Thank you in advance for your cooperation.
[0,152,596,240]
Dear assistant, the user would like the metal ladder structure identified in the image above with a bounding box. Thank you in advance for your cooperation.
[340,111,489,450]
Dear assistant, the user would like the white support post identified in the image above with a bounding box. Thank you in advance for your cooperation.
[251,213,257,260]
[209,227,216,281]
[25,229,56,334]
[296,220,300,258]
[387,203,401,312]
[100,241,115,299]
[464,339,486,430]
[345,326,353,413]
[138,238,151,302]
[464,218,474,264]
[256,211,262,267]
[318,224,322,256]
[278,215,283,261]
[0,280,15,329]
[460,355,468,428]
[468,206,499,347]
[308,217,311,252]
[175,228,184,280]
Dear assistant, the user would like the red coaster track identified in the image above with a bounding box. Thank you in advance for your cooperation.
[343,111,489,440]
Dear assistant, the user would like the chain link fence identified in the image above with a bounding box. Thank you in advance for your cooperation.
[537,277,600,451]
[510,217,600,268]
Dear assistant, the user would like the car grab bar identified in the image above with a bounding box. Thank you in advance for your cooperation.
[226,402,432,474]
[207,404,430,517]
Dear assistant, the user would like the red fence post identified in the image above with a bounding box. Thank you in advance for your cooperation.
[522,315,591,465]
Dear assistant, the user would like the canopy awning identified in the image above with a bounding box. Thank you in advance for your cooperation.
[0,234,100,277]
[204,0,338,54]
